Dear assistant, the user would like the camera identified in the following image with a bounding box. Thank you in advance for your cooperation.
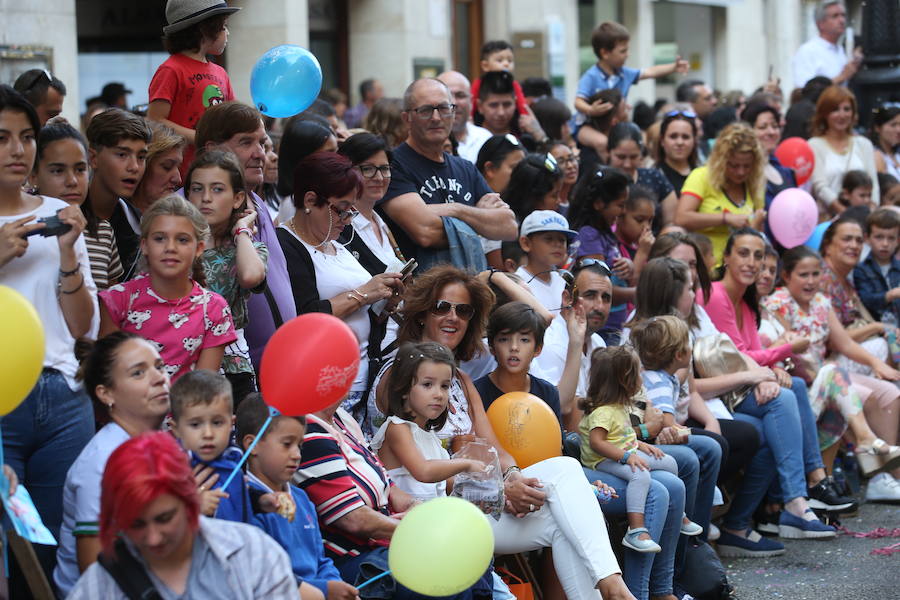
[26,211,72,238]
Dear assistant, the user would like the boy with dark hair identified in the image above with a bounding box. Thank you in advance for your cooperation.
[475,71,547,144]
[501,240,527,272]
[470,40,529,119]
[515,210,577,312]
[854,207,900,321]
[84,108,152,284]
[236,395,358,600]
[13,68,66,125]
[473,301,561,421]
[148,0,241,172]
[573,21,688,152]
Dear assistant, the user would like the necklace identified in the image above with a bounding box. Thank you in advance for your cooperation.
[288,215,330,250]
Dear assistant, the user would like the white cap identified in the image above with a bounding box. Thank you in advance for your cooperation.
[520,210,578,240]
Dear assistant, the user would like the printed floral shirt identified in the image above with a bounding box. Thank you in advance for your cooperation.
[763,288,831,372]
[100,273,237,381]
[820,264,866,327]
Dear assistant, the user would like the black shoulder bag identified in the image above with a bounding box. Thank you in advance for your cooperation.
[97,539,164,600]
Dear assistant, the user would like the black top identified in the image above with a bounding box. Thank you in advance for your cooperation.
[658,161,690,198]
[337,224,388,277]
[473,373,562,424]
[109,200,142,280]
[275,227,332,315]
[379,143,493,261]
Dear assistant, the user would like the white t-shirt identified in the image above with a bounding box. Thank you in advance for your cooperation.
[457,122,493,164]
[792,35,848,88]
[54,422,131,595]
[0,196,99,388]
[517,266,566,314]
[280,226,372,391]
[370,416,449,500]
[530,314,606,398]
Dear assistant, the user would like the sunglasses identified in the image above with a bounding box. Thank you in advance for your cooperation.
[572,257,612,277]
[431,300,475,320]
[665,109,697,119]
[19,69,51,92]
[526,152,560,174]
[329,204,359,221]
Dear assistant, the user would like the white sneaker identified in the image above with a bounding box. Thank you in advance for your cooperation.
[708,523,721,541]
[865,472,900,503]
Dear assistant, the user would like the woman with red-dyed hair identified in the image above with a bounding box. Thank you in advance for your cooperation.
[68,431,296,599]
[809,85,880,213]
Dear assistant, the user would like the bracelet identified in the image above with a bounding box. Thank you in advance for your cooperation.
[233,227,252,241]
[638,424,650,440]
[59,263,80,277]
[59,274,84,295]
[347,291,365,306]
[619,449,634,465]
[487,268,497,286]
[502,466,521,481]
[353,288,369,303]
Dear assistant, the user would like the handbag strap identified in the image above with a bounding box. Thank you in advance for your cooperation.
[98,539,164,600]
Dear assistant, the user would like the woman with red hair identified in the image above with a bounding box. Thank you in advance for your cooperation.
[68,431,296,598]
[809,86,880,214]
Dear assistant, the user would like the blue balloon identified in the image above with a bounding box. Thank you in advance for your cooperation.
[804,221,830,251]
[250,45,322,118]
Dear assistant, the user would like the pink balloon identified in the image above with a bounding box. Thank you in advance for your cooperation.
[768,188,818,248]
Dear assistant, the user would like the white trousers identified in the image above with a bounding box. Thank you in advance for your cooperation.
[490,456,621,600]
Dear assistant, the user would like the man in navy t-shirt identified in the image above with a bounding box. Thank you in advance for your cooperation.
[377,78,518,262]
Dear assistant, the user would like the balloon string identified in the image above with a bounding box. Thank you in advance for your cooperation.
[0,424,7,576]
[356,570,392,590]
[221,407,279,490]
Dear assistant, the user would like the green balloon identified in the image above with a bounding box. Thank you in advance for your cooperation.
[388,497,494,596]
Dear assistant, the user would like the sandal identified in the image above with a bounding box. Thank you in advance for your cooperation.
[855,439,900,477]
[622,527,662,553]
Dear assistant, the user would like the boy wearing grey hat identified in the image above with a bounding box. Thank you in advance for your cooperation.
[515,210,578,313]
[147,0,241,173]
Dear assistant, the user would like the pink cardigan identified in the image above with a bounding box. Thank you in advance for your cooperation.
[703,281,792,367]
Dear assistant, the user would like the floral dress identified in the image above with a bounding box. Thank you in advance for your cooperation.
[762,289,863,449]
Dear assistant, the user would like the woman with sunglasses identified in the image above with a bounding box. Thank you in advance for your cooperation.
[607,122,677,234]
[674,122,767,267]
[277,152,403,425]
[656,111,700,196]
[871,104,900,180]
[369,265,635,600]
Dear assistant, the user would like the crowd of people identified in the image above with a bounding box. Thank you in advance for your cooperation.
[2,0,900,598]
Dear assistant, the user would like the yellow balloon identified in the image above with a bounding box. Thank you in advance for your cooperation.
[0,286,45,415]
[487,392,562,468]
[388,497,494,596]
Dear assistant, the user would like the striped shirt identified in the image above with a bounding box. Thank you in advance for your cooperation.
[294,408,393,559]
[84,218,124,289]
[642,369,688,423]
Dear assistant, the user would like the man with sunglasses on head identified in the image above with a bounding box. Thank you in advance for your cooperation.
[13,69,66,125]
[530,259,614,429]
[378,78,518,268]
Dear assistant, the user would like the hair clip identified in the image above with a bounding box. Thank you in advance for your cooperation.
[595,169,604,178]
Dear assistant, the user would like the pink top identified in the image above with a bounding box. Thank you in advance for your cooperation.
[100,273,237,381]
[703,281,792,367]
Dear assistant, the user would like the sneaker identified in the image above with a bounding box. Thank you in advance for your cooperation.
[807,476,857,513]
[778,509,836,539]
[716,529,786,558]
[622,527,662,553]
[865,472,900,503]
[708,523,721,542]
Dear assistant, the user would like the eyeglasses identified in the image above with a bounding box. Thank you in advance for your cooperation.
[431,300,475,320]
[665,109,697,119]
[357,164,392,179]
[408,103,457,119]
[19,69,51,92]
[572,258,612,277]
[556,155,578,167]
[329,204,359,221]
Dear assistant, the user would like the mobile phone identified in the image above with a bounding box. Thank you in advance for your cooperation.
[399,258,418,279]
[25,212,72,238]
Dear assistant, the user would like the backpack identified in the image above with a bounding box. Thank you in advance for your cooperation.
[678,538,736,600]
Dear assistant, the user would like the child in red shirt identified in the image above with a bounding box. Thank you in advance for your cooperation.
[148,0,241,173]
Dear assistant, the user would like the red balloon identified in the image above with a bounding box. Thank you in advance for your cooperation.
[259,313,360,415]
[774,137,815,185]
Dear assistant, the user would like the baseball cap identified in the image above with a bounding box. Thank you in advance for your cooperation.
[519,210,577,240]
[164,0,241,35]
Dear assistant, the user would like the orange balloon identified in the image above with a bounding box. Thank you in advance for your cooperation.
[486,392,561,468]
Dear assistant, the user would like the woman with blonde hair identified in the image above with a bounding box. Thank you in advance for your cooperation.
[364,97,409,149]
[808,85,880,213]
[674,122,766,266]
[131,122,186,213]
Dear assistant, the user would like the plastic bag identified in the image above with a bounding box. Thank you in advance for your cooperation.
[450,439,504,520]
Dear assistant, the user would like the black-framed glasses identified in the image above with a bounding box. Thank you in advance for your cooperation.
[431,300,475,320]
[556,154,579,167]
[572,258,612,277]
[357,164,392,179]
[19,69,51,92]
[409,103,456,119]
[329,204,359,221]
[665,109,697,119]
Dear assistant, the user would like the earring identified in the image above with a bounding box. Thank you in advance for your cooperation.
[304,207,311,214]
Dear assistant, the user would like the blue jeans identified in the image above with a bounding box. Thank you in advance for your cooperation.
[585,468,685,600]
[3,369,93,578]
[724,384,807,531]
[661,434,721,541]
